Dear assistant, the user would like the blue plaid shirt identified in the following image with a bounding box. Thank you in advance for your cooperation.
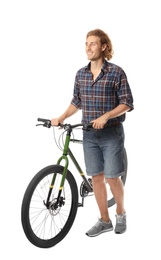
[71,60,134,125]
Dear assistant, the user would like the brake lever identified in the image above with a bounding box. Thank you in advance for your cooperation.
[36,122,51,128]
[36,123,44,126]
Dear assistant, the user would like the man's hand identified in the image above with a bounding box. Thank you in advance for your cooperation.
[51,118,64,126]
[91,114,109,129]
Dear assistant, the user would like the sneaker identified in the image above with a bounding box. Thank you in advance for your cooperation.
[86,219,113,237]
[115,213,127,234]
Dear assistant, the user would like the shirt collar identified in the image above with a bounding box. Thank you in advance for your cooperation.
[85,59,109,73]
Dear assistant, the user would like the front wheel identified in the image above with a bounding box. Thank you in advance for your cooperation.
[21,165,78,248]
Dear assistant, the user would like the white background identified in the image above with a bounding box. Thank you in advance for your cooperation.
[0,0,161,259]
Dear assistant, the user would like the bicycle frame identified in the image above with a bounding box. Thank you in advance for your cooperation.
[45,125,93,208]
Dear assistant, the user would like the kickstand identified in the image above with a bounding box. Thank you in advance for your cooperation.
[78,196,84,207]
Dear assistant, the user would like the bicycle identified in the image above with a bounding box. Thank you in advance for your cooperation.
[21,118,127,248]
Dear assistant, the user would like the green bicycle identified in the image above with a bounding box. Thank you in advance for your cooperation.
[21,118,127,248]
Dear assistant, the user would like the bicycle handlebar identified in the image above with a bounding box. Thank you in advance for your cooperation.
[36,118,93,131]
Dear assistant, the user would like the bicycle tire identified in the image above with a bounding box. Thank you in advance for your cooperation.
[107,147,128,207]
[21,165,78,248]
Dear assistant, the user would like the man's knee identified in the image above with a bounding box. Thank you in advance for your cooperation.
[92,172,104,184]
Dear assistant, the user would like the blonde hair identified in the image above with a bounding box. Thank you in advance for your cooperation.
[86,29,114,60]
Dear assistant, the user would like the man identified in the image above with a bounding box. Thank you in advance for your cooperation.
[51,29,134,237]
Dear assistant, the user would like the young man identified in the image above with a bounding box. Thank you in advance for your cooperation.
[51,29,134,236]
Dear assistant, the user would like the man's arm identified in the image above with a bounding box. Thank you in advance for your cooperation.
[51,104,79,126]
[91,104,130,129]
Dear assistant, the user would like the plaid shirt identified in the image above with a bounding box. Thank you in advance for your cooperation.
[71,60,134,125]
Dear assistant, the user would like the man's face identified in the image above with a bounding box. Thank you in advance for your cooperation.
[85,35,104,61]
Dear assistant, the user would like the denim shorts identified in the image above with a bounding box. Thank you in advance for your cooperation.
[83,123,125,178]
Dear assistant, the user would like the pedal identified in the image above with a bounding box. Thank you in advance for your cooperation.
[78,202,83,207]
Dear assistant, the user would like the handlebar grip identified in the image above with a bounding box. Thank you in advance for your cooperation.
[37,118,51,128]
[82,123,93,131]
[37,118,50,123]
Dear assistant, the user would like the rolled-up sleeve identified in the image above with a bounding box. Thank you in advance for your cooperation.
[71,74,82,109]
[115,70,134,111]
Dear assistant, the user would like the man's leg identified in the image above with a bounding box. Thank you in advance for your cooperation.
[92,173,110,222]
[107,177,126,234]
[107,177,125,214]
[86,172,113,237]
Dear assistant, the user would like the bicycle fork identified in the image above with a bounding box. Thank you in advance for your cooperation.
[45,132,70,209]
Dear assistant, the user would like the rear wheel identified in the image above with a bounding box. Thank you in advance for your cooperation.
[21,165,78,248]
